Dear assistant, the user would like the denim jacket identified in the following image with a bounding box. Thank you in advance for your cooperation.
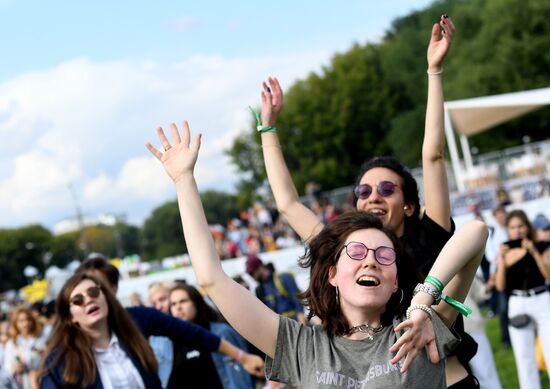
[210,322,254,389]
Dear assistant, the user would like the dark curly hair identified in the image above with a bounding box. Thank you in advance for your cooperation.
[354,156,421,234]
[299,211,422,336]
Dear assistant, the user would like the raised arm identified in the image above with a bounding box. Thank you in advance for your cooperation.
[423,219,488,326]
[422,15,455,231]
[494,243,510,292]
[127,305,262,376]
[391,219,487,370]
[259,77,324,241]
[146,122,280,358]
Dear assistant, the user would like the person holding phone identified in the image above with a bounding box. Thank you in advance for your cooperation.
[495,209,550,389]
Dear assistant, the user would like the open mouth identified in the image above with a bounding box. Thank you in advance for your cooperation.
[356,275,380,287]
[366,209,386,216]
[87,306,100,315]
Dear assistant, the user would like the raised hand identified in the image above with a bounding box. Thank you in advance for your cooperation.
[260,77,283,127]
[427,14,456,71]
[522,238,536,253]
[499,243,510,258]
[389,309,438,372]
[145,121,201,183]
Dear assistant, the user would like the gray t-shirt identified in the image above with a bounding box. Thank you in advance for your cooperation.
[266,314,459,389]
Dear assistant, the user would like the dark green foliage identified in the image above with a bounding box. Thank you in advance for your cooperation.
[227,0,550,198]
[141,201,186,261]
[200,190,239,225]
[0,225,52,290]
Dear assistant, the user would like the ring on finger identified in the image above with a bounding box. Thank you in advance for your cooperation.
[164,145,172,152]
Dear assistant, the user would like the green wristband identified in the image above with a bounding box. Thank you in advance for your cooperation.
[441,294,473,317]
[424,275,444,294]
[425,275,472,316]
[257,125,277,133]
[248,107,277,133]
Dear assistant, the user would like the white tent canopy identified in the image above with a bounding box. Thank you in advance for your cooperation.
[444,87,550,191]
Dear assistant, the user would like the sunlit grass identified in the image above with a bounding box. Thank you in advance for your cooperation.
[485,316,549,389]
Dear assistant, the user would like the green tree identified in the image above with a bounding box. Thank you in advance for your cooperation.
[115,222,141,257]
[228,0,550,200]
[50,231,82,268]
[0,225,52,291]
[225,131,264,208]
[200,190,239,225]
[141,201,186,260]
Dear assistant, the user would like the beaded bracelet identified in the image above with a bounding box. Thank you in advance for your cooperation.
[406,304,433,321]
[427,68,444,75]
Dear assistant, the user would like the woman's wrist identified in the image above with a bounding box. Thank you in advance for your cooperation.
[411,289,434,306]
[427,66,443,75]
[406,304,433,321]
[235,349,244,363]
[173,172,195,185]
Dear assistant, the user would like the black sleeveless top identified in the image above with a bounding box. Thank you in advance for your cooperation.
[401,214,478,369]
[505,241,550,292]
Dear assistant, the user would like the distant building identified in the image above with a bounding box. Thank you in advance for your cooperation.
[52,213,122,235]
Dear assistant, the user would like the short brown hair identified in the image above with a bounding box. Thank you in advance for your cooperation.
[75,254,120,289]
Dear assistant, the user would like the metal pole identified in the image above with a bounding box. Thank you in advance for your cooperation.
[68,183,88,256]
[444,106,465,192]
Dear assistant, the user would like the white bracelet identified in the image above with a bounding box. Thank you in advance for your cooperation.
[261,144,282,149]
[427,68,443,75]
[406,304,433,320]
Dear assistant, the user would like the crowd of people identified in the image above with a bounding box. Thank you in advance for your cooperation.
[0,14,549,389]
[211,203,302,261]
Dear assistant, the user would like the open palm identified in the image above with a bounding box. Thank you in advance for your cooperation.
[427,15,456,69]
[145,121,201,183]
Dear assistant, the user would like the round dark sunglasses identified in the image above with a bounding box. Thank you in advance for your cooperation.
[70,285,102,306]
[354,181,399,200]
[342,242,396,266]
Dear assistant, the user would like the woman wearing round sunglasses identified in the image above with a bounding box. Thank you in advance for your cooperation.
[258,14,455,278]
[39,273,161,388]
[255,16,478,388]
[145,122,487,388]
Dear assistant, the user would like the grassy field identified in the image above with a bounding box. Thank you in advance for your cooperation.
[485,316,549,389]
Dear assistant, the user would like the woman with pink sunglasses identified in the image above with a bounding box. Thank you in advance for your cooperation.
[146,121,487,389]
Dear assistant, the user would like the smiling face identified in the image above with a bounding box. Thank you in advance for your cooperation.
[355,168,413,237]
[170,289,197,322]
[329,228,398,321]
[69,279,108,332]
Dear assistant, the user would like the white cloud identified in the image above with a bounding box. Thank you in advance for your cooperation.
[0,50,331,228]
[168,16,201,32]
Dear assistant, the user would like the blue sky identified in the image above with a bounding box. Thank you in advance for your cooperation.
[0,0,435,229]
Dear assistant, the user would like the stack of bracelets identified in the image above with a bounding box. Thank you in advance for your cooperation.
[406,275,472,320]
